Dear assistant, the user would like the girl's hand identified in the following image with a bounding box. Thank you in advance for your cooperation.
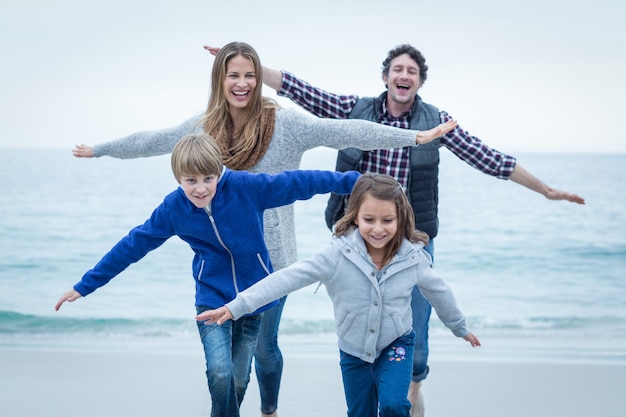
[54,289,82,311]
[72,144,94,158]
[415,119,458,145]
[196,306,233,325]
[463,332,481,347]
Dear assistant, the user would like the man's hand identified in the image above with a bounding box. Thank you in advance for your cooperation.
[203,45,220,56]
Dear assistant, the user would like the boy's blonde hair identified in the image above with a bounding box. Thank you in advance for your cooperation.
[171,133,223,182]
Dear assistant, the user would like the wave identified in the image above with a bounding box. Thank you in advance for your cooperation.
[0,311,195,339]
[2,310,625,340]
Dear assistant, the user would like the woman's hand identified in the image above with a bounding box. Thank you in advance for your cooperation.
[196,306,233,325]
[415,119,458,145]
[72,144,94,158]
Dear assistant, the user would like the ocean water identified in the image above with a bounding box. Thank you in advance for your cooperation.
[1,148,625,364]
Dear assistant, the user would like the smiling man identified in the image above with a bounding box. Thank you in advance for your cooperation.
[256,43,585,417]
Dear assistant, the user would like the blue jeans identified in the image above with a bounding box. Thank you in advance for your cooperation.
[196,306,263,417]
[253,295,286,414]
[340,331,415,417]
[411,239,434,383]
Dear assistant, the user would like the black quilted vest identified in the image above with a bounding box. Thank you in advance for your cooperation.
[325,92,442,238]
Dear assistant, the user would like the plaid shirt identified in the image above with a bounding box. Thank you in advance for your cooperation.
[279,71,516,189]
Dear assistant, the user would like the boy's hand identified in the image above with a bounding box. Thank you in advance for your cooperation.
[463,332,481,347]
[55,289,82,311]
[196,306,233,325]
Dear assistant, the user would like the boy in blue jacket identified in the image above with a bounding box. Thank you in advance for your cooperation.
[55,133,360,417]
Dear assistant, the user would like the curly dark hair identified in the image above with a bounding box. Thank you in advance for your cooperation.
[381,44,428,84]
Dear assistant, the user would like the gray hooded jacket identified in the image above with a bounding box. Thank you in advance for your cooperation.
[227,228,469,363]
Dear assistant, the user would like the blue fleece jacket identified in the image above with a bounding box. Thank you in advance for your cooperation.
[74,168,360,313]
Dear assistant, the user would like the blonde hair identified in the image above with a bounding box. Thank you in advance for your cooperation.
[171,133,223,182]
[334,174,429,266]
[200,41,279,149]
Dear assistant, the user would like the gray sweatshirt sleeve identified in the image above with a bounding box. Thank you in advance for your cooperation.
[93,114,203,159]
[413,250,469,337]
[227,245,336,319]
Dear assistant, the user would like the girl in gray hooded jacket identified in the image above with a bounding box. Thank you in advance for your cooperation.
[197,173,480,417]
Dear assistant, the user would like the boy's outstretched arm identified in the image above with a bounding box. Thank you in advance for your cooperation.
[54,289,82,311]
[196,306,233,325]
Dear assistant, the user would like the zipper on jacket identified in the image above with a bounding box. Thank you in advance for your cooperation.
[256,253,271,275]
[203,204,239,293]
[197,260,205,282]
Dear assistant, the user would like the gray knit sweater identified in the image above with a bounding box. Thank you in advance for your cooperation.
[93,108,422,270]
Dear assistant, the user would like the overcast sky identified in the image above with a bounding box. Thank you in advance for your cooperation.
[1,0,624,153]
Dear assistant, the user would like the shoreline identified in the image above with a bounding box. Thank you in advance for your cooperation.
[3,328,625,365]
[2,339,626,417]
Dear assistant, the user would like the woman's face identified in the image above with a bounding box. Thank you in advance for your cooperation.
[223,54,257,113]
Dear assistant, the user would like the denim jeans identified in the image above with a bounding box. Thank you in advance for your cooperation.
[254,295,286,414]
[196,306,263,417]
[340,331,415,417]
[411,239,434,382]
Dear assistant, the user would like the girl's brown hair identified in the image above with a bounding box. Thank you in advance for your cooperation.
[334,173,429,265]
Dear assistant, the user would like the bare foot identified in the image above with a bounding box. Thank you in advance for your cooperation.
[408,381,425,417]
[261,412,277,417]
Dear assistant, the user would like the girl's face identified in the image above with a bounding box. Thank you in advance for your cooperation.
[355,194,398,258]
[180,173,218,208]
[223,54,257,113]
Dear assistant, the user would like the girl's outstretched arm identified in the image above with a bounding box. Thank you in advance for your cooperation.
[196,306,233,326]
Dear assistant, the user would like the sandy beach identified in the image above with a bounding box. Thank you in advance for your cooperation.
[1,341,625,417]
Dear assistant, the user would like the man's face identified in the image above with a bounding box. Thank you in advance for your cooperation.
[382,53,422,107]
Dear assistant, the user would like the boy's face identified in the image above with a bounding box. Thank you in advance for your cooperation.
[180,173,218,208]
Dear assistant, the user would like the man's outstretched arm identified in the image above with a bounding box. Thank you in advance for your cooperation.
[509,164,585,204]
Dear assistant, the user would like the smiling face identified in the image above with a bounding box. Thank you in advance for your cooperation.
[223,54,257,114]
[382,53,422,114]
[355,194,398,260]
[180,173,218,208]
